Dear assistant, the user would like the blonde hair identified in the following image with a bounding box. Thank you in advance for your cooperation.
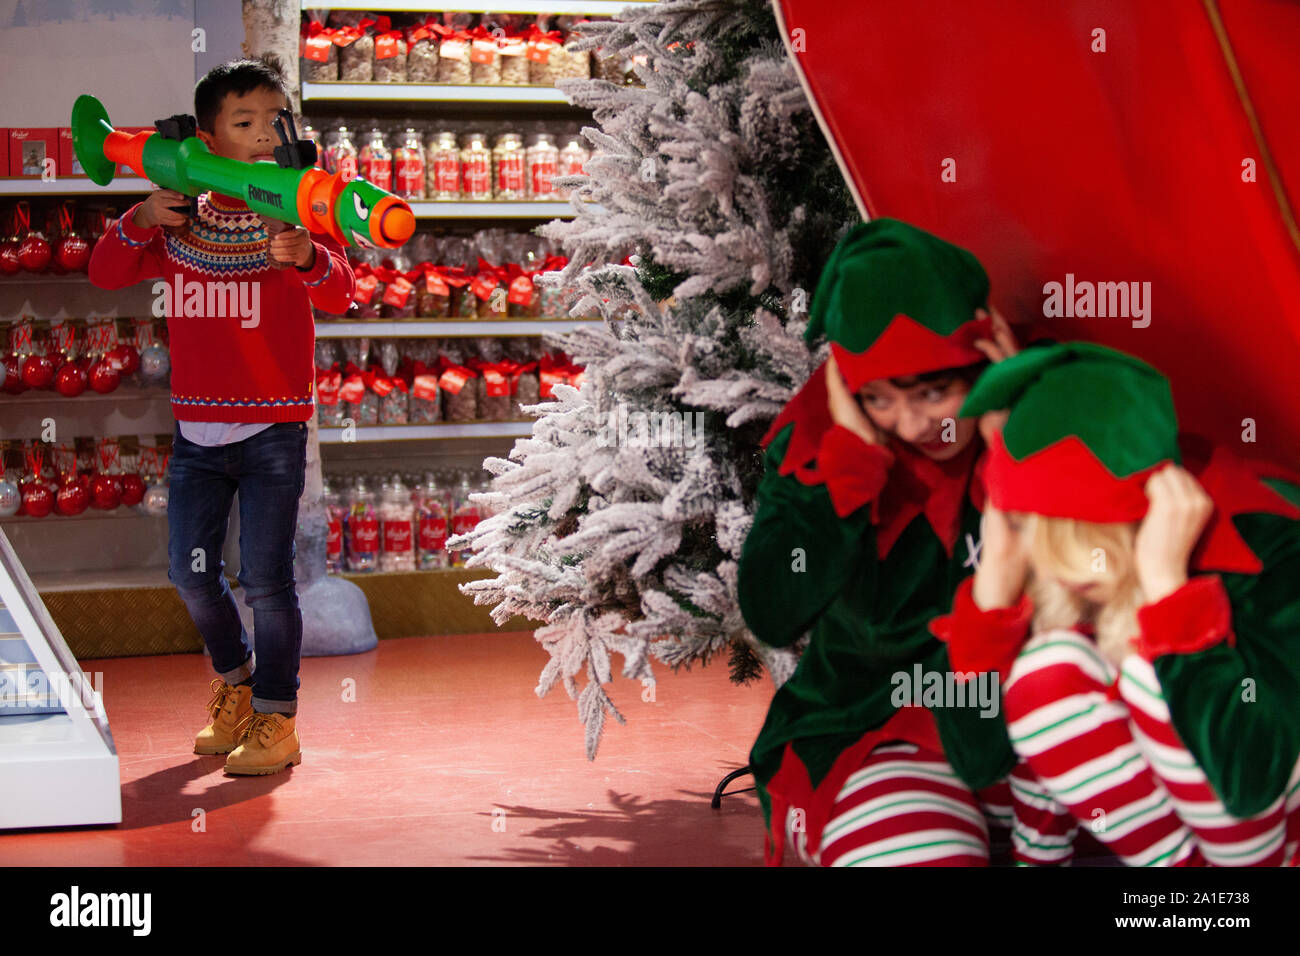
[1022,514,1144,666]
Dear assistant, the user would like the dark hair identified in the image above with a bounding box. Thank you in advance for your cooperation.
[194,53,290,133]
[888,359,989,389]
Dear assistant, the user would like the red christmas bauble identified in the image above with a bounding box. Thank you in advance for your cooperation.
[54,361,88,397]
[20,479,54,518]
[20,353,54,389]
[2,354,26,394]
[18,234,51,273]
[55,234,91,272]
[55,475,89,515]
[120,473,146,506]
[88,359,120,394]
[107,344,140,375]
[90,473,122,510]
[0,239,20,275]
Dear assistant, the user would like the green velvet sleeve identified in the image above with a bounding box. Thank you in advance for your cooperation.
[1152,508,1300,818]
[928,639,1018,790]
[738,424,876,648]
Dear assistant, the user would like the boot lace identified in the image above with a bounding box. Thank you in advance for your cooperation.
[206,678,239,719]
[241,712,281,744]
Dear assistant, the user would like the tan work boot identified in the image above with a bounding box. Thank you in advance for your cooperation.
[224,712,301,775]
[194,678,254,755]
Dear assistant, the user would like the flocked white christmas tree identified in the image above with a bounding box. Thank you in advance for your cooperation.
[448,0,858,758]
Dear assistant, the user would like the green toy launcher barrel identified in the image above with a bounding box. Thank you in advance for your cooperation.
[71,94,414,249]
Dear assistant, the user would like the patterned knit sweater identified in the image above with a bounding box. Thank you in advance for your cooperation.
[88,192,355,423]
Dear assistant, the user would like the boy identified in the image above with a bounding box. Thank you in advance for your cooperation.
[88,55,355,775]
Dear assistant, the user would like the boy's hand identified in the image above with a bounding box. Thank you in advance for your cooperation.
[133,188,190,230]
[266,222,315,270]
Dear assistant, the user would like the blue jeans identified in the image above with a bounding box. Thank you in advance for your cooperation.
[167,420,308,715]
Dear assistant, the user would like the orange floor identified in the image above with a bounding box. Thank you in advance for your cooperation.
[0,632,771,866]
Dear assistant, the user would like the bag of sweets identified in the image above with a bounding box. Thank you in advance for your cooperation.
[406,20,440,81]
[301,18,338,82]
[372,15,408,82]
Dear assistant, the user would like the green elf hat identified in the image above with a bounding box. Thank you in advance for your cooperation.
[807,217,992,392]
[961,342,1181,522]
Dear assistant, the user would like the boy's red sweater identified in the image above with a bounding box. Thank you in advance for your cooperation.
[88,191,355,423]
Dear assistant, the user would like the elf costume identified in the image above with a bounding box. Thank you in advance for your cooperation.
[932,343,1300,866]
[739,218,1017,867]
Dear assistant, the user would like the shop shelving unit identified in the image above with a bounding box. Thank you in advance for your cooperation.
[0,527,120,829]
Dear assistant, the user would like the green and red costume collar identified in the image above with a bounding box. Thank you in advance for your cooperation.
[762,358,986,558]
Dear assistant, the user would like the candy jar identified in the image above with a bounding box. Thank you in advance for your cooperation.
[392,128,426,200]
[526,132,559,200]
[448,474,481,567]
[379,473,416,571]
[460,131,493,201]
[346,475,379,572]
[492,131,526,200]
[426,130,461,200]
[323,476,346,574]
[415,472,449,569]
[325,125,359,182]
[359,128,392,193]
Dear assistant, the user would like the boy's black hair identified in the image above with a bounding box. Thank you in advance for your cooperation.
[194,53,290,133]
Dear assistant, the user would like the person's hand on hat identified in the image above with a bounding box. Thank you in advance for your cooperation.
[1135,465,1214,603]
[826,353,881,447]
[972,501,1032,610]
[972,306,1019,363]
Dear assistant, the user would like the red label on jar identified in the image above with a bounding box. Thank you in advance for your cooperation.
[361,157,391,190]
[383,520,412,553]
[530,160,557,195]
[498,155,524,192]
[452,513,480,536]
[463,156,490,195]
[327,518,342,555]
[434,157,460,192]
[395,156,424,196]
[338,155,357,182]
[351,518,379,554]
[418,517,447,551]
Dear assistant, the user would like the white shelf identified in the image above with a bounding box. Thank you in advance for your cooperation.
[0,178,151,196]
[410,199,584,219]
[0,384,170,405]
[315,318,600,336]
[302,1,656,14]
[1,510,166,527]
[318,421,534,443]
[302,81,576,104]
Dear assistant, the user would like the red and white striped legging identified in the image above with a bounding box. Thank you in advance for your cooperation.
[783,742,1014,866]
[1005,628,1300,867]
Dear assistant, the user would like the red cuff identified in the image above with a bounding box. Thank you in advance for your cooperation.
[817,425,893,517]
[117,203,160,243]
[1134,574,1234,661]
[929,576,1033,681]
[292,241,331,284]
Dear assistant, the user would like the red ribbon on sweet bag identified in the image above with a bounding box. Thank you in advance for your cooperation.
[302,19,335,62]
[338,361,366,403]
[412,364,439,401]
[506,263,535,307]
[316,364,342,405]
[366,362,394,397]
[539,353,565,399]
[375,15,404,59]
[423,263,451,297]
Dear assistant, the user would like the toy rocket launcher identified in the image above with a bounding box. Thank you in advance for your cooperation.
[70,94,415,250]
